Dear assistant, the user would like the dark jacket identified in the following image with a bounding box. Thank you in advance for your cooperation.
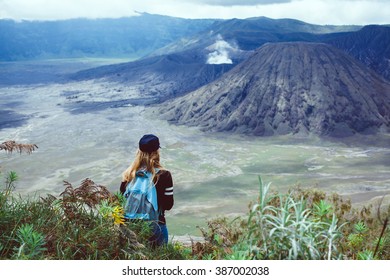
[120,169,174,224]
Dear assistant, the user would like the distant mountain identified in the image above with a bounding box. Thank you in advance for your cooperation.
[0,13,216,60]
[151,18,390,81]
[326,25,390,80]
[71,49,239,100]
[209,17,360,49]
[159,42,390,137]
[70,16,362,99]
[151,16,360,56]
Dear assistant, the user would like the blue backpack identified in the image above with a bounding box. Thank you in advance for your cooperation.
[123,169,159,221]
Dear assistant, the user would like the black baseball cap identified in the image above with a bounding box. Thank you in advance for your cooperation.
[139,134,161,153]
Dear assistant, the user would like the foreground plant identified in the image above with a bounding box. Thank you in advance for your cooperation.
[209,177,390,260]
[3,171,18,197]
[14,224,46,260]
[1,168,388,260]
[242,177,346,259]
[0,141,38,154]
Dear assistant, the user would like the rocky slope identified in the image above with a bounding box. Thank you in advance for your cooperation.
[72,50,238,100]
[159,42,390,137]
[327,25,390,81]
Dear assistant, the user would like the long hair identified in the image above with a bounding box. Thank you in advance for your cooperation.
[122,149,163,184]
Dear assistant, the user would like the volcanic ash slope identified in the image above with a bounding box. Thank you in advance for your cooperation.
[159,42,390,137]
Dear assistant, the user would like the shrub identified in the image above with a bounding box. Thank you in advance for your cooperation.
[0,175,187,260]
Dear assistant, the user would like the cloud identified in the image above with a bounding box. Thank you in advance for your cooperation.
[183,0,292,6]
[0,0,389,25]
[271,0,390,25]
[0,0,140,20]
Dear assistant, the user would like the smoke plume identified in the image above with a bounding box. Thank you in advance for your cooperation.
[206,35,234,64]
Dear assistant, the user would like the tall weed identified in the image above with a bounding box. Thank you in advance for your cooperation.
[242,177,345,259]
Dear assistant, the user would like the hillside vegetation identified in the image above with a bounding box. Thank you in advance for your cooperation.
[1,143,388,259]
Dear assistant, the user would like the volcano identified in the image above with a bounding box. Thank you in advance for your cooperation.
[159,42,390,137]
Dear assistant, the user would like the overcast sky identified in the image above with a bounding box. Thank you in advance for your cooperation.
[0,0,389,25]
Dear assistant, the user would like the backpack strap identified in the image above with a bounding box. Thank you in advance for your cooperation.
[135,168,160,180]
[135,170,149,178]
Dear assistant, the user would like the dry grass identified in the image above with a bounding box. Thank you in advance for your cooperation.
[59,178,116,224]
[0,141,38,154]
[60,178,114,207]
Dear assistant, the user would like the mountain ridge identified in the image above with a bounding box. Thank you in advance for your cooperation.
[0,14,216,61]
[326,25,390,80]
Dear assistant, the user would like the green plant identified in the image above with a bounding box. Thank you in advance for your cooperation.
[347,221,369,257]
[355,221,369,234]
[313,200,333,221]
[13,224,46,259]
[97,199,125,225]
[224,242,250,260]
[373,198,389,259]
[196,217,243,260]
[114,191,126,206]
[357,250,374,260]
[237,177,345,260]
[4,171,18,197]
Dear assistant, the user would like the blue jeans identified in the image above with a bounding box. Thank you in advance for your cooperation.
[149,223,168,247]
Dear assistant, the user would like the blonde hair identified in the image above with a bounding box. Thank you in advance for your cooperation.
[122,149,163,183]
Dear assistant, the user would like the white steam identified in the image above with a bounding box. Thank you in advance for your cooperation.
[206,35,234,64]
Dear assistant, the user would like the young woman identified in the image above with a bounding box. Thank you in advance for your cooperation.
[120,134,174,246]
